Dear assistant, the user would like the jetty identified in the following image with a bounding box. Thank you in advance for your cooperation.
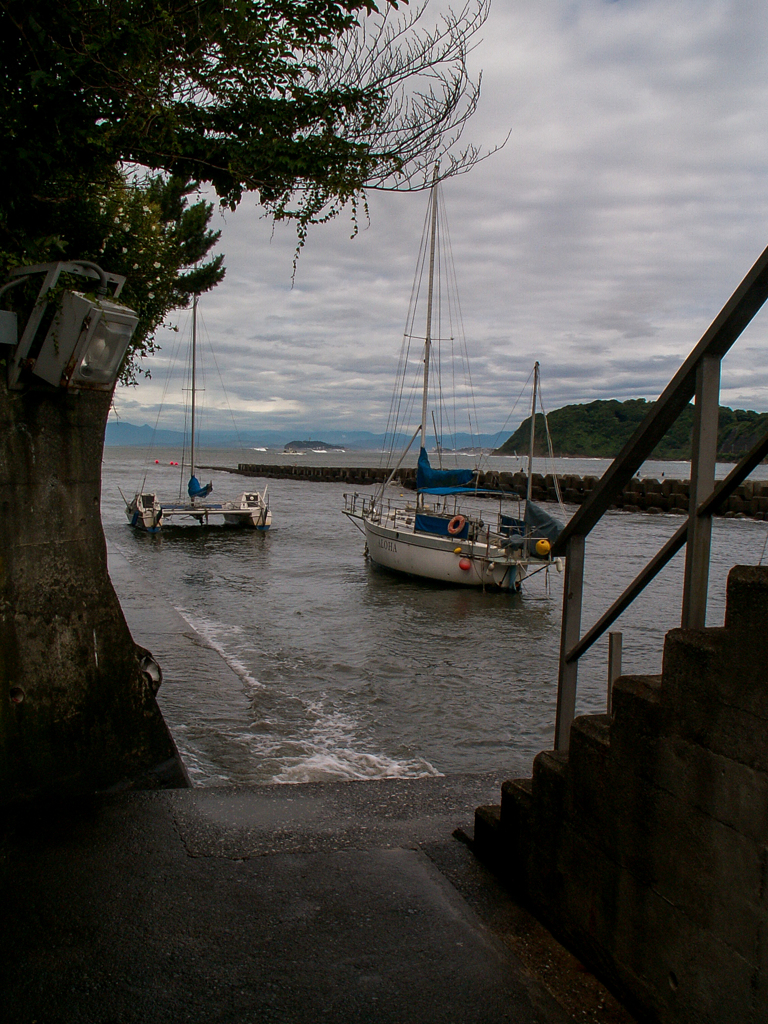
[217,462,768,519]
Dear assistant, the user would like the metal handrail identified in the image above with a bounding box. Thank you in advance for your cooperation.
[551,242,768,750]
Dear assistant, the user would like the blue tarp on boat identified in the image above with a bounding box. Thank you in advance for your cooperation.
[188,475,213,499]
[502,502,563,555]
[414,513,470,539]
[500,513,526,537]
[416,447,475,493]
[525,501,563,543]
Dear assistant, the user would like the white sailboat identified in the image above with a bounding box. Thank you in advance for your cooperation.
[125,296,272,531]
[343,179,562,590]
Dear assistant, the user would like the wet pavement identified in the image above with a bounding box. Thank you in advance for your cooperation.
[0,776,636,1024]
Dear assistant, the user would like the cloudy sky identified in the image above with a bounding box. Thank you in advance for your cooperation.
[111,0,768,440]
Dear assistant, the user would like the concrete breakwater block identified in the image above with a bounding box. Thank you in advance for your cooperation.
[232,464,768,519]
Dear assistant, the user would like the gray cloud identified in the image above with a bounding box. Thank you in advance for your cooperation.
[113,0,768,438]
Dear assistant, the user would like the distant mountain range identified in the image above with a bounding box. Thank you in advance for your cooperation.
[496,399,768,461]
[104,421,505,450]
[107,404,768,460]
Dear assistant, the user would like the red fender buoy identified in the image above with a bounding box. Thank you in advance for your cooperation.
[459,558,472,571]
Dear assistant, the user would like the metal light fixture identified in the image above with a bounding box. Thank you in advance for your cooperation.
[2,261,139,390]
[33,290,139,389]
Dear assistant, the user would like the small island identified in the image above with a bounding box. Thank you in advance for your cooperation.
[283,439,346,453]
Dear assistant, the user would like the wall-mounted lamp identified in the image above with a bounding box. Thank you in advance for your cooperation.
[33,290,139,389]
[2,261,139,391]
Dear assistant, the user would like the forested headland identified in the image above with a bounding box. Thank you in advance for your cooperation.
[496,399,768,461]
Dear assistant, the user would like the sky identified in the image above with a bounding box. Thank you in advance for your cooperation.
[111,0,768,440]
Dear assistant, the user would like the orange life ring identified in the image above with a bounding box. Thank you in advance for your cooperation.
[447,515,467,535]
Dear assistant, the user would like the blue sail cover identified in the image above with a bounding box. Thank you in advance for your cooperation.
[188,475,213,499]
[525,501,563,543]
[416,448,475,493]
[502,502,563,554]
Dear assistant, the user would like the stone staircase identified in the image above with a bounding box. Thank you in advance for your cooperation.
[474,565,768,1024]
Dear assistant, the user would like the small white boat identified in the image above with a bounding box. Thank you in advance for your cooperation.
[125,296,271,532]
[222,490,272,528]
[343,176,562,590]
[126,491,163,533]
[156,488,272,529]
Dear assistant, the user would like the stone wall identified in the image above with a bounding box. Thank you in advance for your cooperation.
[475,565,768,1024]
[234,463,768,519]
[0,376,186,804]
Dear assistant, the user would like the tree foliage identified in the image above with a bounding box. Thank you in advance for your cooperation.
[311,2,490,193]
[497,399,768,462]
[1,0,491,378]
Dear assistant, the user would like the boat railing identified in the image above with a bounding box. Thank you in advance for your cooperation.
[550,242,768,750]
[344,490,501,529]
[344,490,554,541]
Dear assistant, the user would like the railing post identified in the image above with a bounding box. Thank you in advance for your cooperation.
[681,354,720,629]
[555,533,585,751]
[607,631,623,716]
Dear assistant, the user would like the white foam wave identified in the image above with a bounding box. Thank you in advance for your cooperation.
[265,701,441,784]
[173,607,265,690]
[269,751,441,784]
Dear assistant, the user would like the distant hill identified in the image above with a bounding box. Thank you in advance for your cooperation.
[105,421,506,450]
[496,399,768,461]
[283,440,346,451]
[105,421,185,446]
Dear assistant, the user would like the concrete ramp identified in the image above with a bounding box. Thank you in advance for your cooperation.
[0,779,577,1024]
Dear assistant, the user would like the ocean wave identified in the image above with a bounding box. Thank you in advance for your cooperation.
[173,607,265,691]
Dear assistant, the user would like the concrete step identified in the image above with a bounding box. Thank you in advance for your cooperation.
[501,776,533,824]
[724,564,768,635]
[474,803,502,853]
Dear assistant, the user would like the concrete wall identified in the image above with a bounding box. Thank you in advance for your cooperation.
[0,376,186,804]
[475,565,768,1024]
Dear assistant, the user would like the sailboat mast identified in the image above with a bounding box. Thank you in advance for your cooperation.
[420,175,440,451]
[190,294,198,485]
[525,361,539,505]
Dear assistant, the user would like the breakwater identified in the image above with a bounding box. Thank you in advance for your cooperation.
[228,463,768,519]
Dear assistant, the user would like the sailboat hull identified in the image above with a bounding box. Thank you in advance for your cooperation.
[362,518,524,590]
[221,509,272,529]
[221,492,272,529]
[126,494,163,533]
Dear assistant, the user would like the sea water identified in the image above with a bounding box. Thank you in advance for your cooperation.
[102,447,768,786]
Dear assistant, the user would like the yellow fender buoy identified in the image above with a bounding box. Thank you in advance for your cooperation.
[535,538,551,557]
